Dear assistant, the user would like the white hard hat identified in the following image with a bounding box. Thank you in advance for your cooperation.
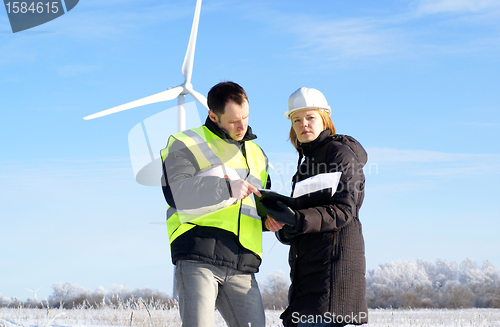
[181,165,240,216]
[284,87,331,119]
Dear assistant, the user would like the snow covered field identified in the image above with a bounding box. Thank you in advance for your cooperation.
[1,308,500,327]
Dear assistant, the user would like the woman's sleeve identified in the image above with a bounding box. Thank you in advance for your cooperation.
[293,143,364,234]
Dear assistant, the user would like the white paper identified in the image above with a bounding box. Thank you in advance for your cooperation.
[292,172,342,198]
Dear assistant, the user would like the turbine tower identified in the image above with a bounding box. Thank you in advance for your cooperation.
[83,0,208,132]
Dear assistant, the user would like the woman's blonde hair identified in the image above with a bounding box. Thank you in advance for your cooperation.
[289,109,336,150]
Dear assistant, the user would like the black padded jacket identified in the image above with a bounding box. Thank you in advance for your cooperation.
[277,130,368,326]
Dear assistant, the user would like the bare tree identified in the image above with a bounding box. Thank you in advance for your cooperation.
[261,271,290,310]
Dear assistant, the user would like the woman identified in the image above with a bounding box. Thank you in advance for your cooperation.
[262,87,368,327]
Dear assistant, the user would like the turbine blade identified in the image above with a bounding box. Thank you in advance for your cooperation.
[181,0,202,84]
[187,88,209,110]
[83,86,183,120]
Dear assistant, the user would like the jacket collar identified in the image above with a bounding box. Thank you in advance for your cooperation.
[204,116,257,144]
[298,129,332,157]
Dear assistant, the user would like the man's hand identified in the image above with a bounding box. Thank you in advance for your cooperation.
[230,179,262,199]
[265,217,285,232]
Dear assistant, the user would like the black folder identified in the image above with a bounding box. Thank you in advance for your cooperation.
[255,188,332,217]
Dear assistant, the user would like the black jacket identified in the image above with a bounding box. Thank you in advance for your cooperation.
[278,130,368,326]
[162,117,271,273]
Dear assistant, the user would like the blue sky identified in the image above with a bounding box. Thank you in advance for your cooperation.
[1,0,500,301]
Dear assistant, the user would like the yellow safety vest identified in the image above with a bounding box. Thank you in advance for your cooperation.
[160,126,269,258]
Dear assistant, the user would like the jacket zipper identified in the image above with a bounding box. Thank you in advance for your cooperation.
[332,230,339,259]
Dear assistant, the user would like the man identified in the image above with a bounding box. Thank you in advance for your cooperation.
[161,81,283,327]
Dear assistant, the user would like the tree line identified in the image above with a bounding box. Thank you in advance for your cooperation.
[261,258,500,310]
[365,258,500,309]
[2,259,500,310]
[0,283,176,309]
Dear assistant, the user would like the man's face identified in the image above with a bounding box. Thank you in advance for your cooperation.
[209,99,249,141]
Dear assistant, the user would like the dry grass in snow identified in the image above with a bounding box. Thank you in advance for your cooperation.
[1,307,500,326]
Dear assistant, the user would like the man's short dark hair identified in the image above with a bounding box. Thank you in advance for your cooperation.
[207,81,248,116]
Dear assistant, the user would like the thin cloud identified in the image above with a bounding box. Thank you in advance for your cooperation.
[289,18,401,60]
[456,121,500,127]
[366,181,432,195]
[0,3,193,68]
[367,147,500,178]
[415,0,500,15]
[256,8,405,63]
[0,41,38,66]
[57,64,99,77]
[368,147,499,163]
[31,2,193,40]
[242,1,500,64]
[0,158,132,191]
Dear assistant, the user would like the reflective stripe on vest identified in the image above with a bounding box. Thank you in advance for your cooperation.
[161,126,269,258]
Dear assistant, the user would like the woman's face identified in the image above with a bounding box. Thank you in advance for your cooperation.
[291,109,325,144]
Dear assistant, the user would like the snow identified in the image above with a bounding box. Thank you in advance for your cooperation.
[2,308,500,327]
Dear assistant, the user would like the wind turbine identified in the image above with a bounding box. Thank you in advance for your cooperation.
[83,0,208,299]
[26,286,42,302]
[83,0,208,132]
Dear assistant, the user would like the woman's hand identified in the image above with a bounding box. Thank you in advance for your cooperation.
[262,200,298,227]
[265,217,285,232]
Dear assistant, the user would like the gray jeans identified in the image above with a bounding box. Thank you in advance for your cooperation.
[175,259,266,327]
